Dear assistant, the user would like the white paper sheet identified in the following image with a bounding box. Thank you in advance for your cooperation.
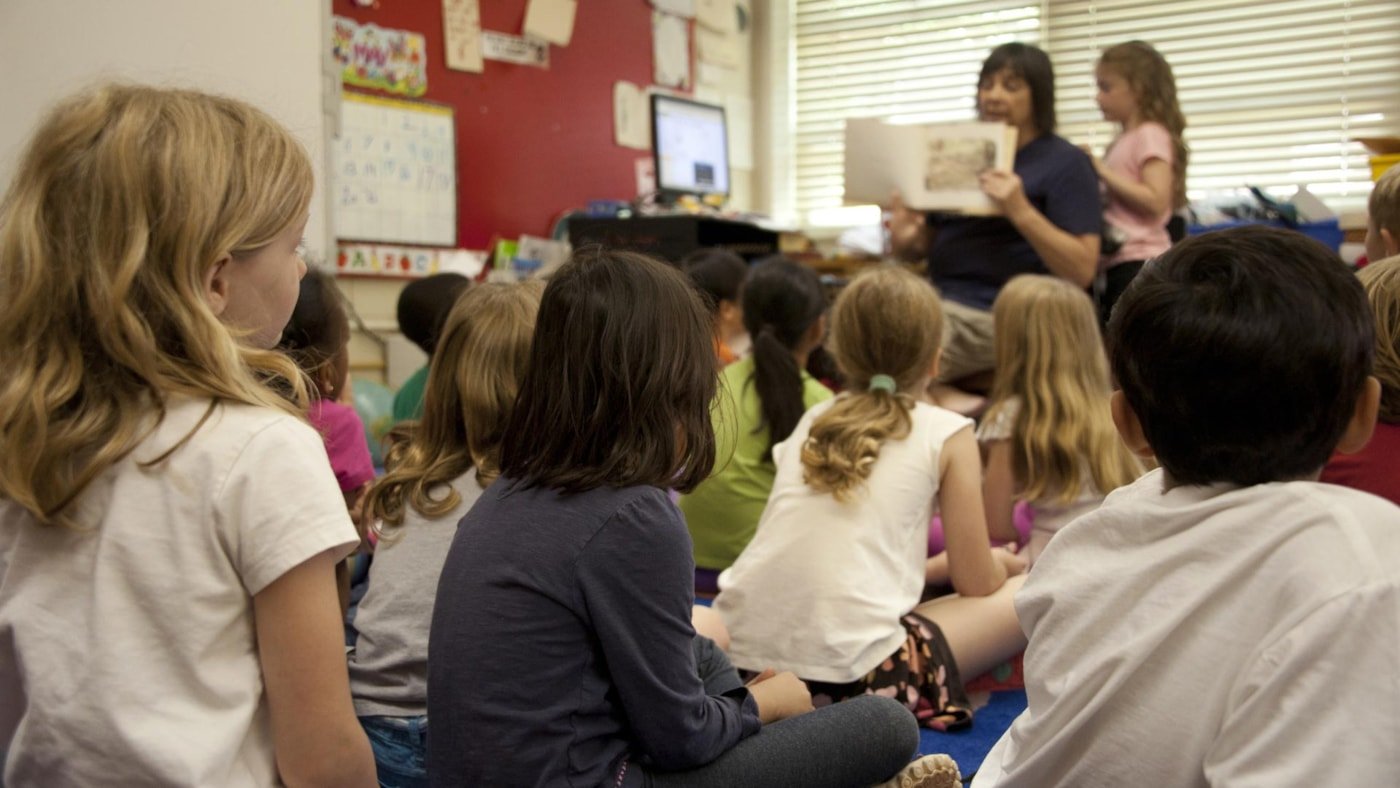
[696,27,741,67]
[613,81,651,150]
[523,0,578,47]
[650,0,696,18]
[442,0,484,73]
[482,31,550,68]
[652,12,691,89]
[696,0,736,32]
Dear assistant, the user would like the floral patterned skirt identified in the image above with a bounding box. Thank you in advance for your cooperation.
[805,611,972,731]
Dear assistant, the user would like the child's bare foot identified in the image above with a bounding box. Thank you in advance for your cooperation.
[875,753,961,788]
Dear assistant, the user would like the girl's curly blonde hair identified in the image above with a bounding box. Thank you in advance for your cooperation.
[801,266,942,501]
[0,84,313,527]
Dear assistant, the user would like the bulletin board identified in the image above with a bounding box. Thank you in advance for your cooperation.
[333,93,457,246]
[330,0,661,247]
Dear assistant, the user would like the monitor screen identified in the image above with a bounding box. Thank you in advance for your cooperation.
[651,95,729,199]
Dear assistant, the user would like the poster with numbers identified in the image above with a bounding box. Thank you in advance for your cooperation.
[333,93,457,246]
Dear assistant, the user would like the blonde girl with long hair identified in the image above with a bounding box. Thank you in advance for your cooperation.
[0,85,373,785]
[717,266,1027,733]
[348,280,539,785]
[979,275,1144,564]
[1090,39,1189,324]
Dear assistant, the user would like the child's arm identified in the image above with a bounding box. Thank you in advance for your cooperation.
[981,439,1023,544]
[938,426,1010,597]
[254,549,376,788]
[1095,156,1173,218]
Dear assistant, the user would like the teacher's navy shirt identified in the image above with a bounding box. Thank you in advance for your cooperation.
[427,478,761,787]
[928,133,1101,311]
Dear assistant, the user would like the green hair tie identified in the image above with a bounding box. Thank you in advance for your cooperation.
[868,374,897,393]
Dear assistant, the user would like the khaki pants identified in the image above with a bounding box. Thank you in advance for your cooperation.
[937,298,996,383]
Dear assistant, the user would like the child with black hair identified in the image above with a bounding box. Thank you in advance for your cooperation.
[679,257,832,593]
[682,248,749,366]
[976,226,1400,786]
[392,273,471,422]
[280,269,376,510]
[428,249,958,788]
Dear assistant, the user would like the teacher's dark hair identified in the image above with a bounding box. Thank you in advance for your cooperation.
[500,247,719,494]
[980,42,1057,134]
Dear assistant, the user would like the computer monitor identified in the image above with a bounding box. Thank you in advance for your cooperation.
[651,94,729,202]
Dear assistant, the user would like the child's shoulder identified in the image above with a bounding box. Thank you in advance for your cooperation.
[144,398,327,480]
[910,399,975,433]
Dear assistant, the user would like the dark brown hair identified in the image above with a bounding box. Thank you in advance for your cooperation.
[499,248,718,494]
[1109,226,1373,485]
[279,269,350,401]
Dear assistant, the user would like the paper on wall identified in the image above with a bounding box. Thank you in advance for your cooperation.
[482,31,550,68]
[650,0,696,18]
[613,81,651,150]
[696,61,735,88]
[696,0,737,32]
[636,158,657,197]
[652,12,691,89]
[696,26,741,68]
[524,0,578,47]
[331,17,429,96]
[442,0,484,73]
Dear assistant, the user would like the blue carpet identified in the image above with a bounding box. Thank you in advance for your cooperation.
[918,689,1026,779]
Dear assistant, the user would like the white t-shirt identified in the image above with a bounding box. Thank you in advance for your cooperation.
[716,397,972,682]
[975,397,1106,564]
[975,468,1400,787]
[0,398,359,787]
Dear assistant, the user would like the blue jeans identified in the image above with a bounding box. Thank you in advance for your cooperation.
[360,715,429,788]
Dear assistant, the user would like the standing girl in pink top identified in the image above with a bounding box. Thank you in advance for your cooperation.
[1090,40,1189,325]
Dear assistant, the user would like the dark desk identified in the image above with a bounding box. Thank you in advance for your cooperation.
[567,215,780,264]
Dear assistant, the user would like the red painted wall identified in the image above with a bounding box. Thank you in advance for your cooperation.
[332,0,681,248]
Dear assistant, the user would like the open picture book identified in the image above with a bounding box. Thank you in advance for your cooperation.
[844,118,1018,215]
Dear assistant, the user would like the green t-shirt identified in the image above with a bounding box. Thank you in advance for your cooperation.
[392,365,430,423]
[679,357,833,571]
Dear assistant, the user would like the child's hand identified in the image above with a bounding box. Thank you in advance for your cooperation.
[1078,143,1104,174]
[992,544,1028,576]
[746,669,814,724]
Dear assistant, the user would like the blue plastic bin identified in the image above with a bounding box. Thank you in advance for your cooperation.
[1186,218,1343,253]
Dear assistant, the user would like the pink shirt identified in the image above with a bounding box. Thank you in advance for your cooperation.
[1102,121,1174,266]
[308,399,377,494]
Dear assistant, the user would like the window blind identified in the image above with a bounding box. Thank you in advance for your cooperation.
[792,0,1400,226]
[794,0,1043,227]
[1048,0,1400,216]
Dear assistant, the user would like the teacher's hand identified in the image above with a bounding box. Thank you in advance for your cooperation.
[979,169,1030,218]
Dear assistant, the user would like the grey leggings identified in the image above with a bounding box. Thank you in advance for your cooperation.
[635,638,920,787]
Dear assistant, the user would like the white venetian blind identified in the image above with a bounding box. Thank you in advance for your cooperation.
[1048,0,1400,216]
[793,0,1043,227]
[791,0,1400,226]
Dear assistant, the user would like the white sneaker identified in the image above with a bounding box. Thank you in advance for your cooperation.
[875,753,961,788]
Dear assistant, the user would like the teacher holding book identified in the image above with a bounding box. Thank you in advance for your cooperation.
[890,43,1101,388]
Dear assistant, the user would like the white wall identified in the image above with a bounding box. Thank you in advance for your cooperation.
[0,0,333,256]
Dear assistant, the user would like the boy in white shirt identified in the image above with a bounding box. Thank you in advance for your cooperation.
[976,225,1400,787]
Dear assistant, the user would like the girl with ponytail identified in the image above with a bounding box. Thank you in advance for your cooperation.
[715,266,1026,729]
[679,257,831,593]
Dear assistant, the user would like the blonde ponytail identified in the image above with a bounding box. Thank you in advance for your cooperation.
[800,266,943,500]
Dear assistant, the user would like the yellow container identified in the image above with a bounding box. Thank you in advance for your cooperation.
[1371,154,1400,181]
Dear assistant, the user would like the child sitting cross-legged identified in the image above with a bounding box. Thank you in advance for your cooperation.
[975,225,1400,786]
